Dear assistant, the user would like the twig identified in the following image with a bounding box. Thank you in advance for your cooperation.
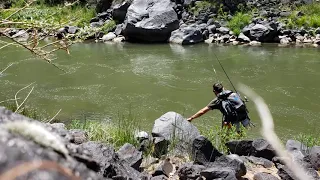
[48,109,62,123]
[0,63,13,74]
[15,86,34,113]
[238,83,314,180]
[14,82,35,110]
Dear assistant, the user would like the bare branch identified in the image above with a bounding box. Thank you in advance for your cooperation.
[14,82,35,110]
[238,83,314,180]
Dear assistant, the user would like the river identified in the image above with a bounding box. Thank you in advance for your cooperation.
[1,41,320,139]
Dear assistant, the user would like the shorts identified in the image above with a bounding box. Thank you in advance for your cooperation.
[222,118,251,132]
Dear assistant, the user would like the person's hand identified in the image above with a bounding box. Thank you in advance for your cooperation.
[187,117,192,122]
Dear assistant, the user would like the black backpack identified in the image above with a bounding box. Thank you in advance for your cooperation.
[220,93,239,123]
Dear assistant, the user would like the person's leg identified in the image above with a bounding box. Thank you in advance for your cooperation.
[241,118,251,128]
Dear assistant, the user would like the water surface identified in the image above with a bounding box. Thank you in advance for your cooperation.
[1,41,320,139]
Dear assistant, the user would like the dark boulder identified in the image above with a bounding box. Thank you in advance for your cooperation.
[207,24,217,34]
[216,27,230,35]
[277,163,319,180]
[116,143,142,171]
[309,146,320,170]
[201,167,237,180]
[226,140,253,156]
[169,24,203,45]
[178,163,206,180]
[91,0,113,13]
[315,28,320,35]
[153,137,169,158]
[77,141,141,179]
[122,0,179,42]
[191,135,222,165]
[252,139,276,161]
[112,0,131,23]
[226,139,276,161]
[152,112,200,154]
[253,172,279,180]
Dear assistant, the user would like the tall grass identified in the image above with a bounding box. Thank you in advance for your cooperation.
[199,124,247,153]
[227,12,252,35]
[294,133,320,148]
[67,110,140,149]
[0,4,96,28]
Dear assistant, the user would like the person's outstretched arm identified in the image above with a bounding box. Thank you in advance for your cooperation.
[187,106,210,122]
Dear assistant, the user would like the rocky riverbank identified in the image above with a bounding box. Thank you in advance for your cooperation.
[1,0,320,47]
[0,107,319,179]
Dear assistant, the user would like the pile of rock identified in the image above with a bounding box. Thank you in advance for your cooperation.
[0,107,319,179]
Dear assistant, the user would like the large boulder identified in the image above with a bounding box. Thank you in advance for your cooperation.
[191,135,222,165]
[112,0,132,23]
[152,112,200,155]
[253,172,279,180]
[169,24,203,45]
[244,23,279,42]
[122,0,179,42]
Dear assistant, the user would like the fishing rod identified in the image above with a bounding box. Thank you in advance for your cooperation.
[212,52,238,94]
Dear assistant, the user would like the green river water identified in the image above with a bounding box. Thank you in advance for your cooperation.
[1,41,320,139]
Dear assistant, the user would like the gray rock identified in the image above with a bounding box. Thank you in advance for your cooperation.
[237,33,251,43]
[254,172,279,180]
[69,129,88,144]
[205,155,246,178]
[252,139,276,161]
[90,21,105,28]
[152,112,200,154]
[191,136,222,165]
[12,30,29,41]
[201,167,237,180]
[207,24,217,34]
[113,36,126,42]
[77,141,141,179]
[315,28,320,35]
[279,11,291,17]
[286,140,308,154]
[101,32,117,41]
[151,175,168,180]
[169,25,203,45]
[123,0,179,42]
[277,163,319,180]
[216,27,230,35]
[152,158,173,177]
[112,0,131,23]
[178,163,205,180]
[114,24,124,35]
[116,143,142,171]
[226,140,253,156]
[244,156,274,168]
[66,26,79,34]
[309,146,320,170]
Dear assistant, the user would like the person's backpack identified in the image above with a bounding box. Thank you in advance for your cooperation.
[220,93,239,123]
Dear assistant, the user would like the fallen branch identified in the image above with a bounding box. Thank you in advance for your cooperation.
[238,83,314,180]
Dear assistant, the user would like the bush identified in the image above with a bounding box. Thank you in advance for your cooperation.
[227,12,251,35]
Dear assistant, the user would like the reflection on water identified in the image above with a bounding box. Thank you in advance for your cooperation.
[1,41,320,139]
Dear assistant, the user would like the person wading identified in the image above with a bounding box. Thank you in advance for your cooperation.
[187,82,251,132]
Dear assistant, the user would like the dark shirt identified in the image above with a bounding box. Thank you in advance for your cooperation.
[207,90,248,121]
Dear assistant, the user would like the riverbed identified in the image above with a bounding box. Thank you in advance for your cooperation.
[1,41,320,139]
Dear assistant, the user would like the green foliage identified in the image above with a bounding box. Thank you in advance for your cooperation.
[0,4,96,28]
[294,133,320,148]
[227,12,251,35]
[282,3,320,29]
[191,1,214,16]
[101,20,116,33]
[199,125,247,153]
[68,110,140,150]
